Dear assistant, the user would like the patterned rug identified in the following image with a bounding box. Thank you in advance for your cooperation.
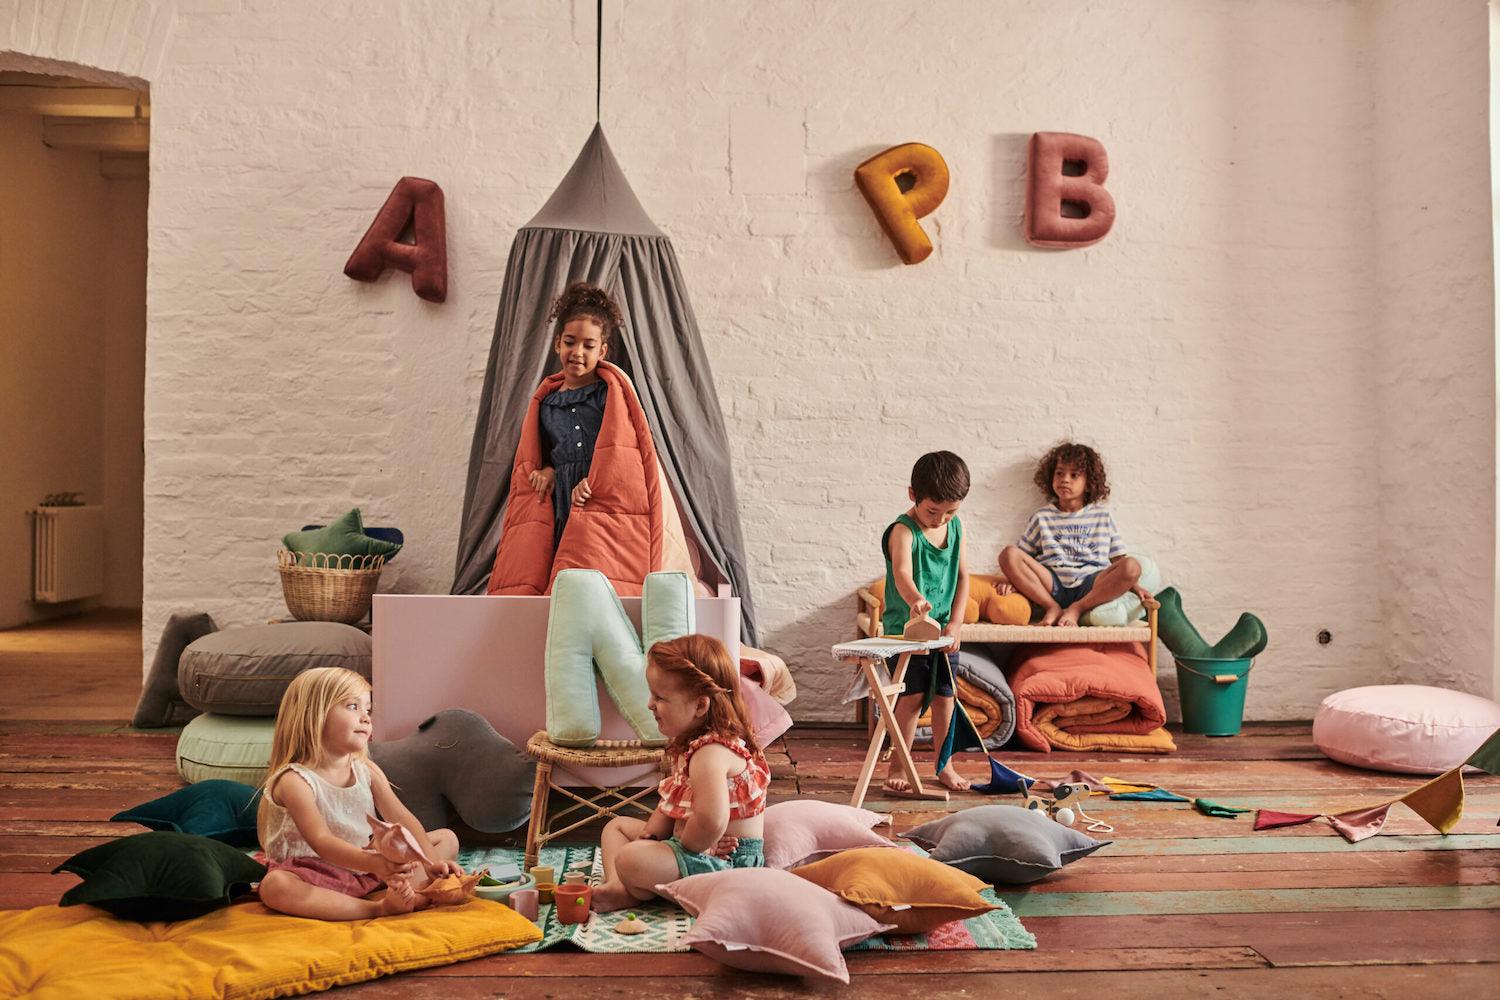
[459,845,1036,954]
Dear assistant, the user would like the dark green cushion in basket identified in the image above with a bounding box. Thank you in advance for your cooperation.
[283,507,401,561]
[55,831,266,921]
[111,780,262,848]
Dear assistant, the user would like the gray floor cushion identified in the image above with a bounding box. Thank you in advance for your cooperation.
[178,622,371,716]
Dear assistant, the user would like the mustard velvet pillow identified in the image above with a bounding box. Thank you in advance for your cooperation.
[791,847,997,935]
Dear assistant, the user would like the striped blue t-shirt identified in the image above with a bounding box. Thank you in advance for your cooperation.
[1019,504,1126,587]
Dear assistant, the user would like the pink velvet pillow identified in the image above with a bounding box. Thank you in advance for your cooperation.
[1313,685,1500,775]
[761,800,897,869]
[657,868,893,982]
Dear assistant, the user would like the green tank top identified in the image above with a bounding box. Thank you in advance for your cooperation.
[880,514,962,636]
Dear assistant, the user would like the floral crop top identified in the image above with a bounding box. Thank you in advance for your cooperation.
[656,734,771,821]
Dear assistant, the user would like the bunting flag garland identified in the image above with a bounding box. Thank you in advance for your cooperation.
[1194,798,1253,819]
[1253,726,1500,843]
[971,757,1036,795]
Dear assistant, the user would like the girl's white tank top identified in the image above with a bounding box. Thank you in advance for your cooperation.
[261,759,375,862]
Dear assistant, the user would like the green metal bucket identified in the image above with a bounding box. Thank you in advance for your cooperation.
[1175,655,1254,736]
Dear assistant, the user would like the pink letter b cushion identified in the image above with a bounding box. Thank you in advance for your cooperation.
[1313,685,1500,775]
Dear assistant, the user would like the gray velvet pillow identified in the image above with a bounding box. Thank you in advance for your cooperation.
[177,622,371,716]
[370,710,534,833]
[902,804,1109,885]
[132,612,218,728]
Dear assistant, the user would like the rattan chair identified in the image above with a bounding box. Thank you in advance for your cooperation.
[523,730,666,868]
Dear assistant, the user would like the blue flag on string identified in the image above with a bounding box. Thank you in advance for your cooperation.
[972,757,1036,795]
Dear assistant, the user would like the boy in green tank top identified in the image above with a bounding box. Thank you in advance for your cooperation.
[880,451,972,794]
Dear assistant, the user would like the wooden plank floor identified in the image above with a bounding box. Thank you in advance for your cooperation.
[2,611,1497,997]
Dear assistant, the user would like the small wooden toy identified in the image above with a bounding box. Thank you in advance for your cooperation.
[615,912,648,935]
[418,868,486,906]
[902,612,942,641]
[1024,782,1112,833]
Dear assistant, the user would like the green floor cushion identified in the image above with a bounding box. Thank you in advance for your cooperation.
[1081,553,1162,627]
[132,611,217,728]
[177,622,371,716]
[111,780,262,847]
[545,570,694,746]
[283,507,402,560]
[55,831,265,921]
[175,714,275,786]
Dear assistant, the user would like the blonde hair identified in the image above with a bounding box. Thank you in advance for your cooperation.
[255,667,371,841]
[647,634,759,757]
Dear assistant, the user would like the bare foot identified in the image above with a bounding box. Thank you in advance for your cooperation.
[1057,605,1082,627]
[590,879,639,913]
[936,765,971,791]
[1039,602,1063,626]
[882,768,913,794]
[379,877,419,915]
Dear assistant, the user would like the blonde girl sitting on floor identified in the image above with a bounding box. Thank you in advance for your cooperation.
[256,667,463,920]
[592,635,770,912]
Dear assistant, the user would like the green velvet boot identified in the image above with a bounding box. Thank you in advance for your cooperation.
[1155,586,1269,659]
[1154,586,1212,658]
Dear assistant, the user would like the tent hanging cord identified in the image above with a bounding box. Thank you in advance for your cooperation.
[595,0,603,121]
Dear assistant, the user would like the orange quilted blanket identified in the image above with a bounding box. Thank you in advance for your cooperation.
[487,361,663,596]
[1010,642,1176,754]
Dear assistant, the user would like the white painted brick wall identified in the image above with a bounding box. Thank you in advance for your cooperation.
[3,0,1494,721]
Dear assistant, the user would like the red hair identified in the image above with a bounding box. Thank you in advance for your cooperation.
[647,634,758,756]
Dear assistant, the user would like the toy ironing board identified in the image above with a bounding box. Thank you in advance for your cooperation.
[832,635,956,807]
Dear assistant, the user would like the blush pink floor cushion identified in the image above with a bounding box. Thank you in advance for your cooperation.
[1313,685,1500,775]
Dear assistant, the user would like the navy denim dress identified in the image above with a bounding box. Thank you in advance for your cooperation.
[539,380,607,546]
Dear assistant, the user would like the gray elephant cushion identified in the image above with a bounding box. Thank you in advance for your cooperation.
[369,710,534,833]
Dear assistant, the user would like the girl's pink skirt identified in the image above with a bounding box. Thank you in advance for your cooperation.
[265,856,384,898]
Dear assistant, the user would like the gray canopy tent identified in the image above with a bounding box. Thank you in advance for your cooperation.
[451,124,759,644]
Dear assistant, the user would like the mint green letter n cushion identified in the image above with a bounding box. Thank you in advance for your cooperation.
[545,570,694,747]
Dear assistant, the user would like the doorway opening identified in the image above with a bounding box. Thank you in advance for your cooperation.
[0,67,149,719]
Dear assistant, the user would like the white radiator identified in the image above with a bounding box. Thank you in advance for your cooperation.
[31,506,105,603]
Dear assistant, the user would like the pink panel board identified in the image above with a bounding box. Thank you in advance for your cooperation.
[372,593,741,786]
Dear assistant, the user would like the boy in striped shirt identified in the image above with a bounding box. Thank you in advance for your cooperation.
[999,442,1148,627]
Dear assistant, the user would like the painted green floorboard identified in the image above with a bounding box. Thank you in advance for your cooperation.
[1096,834,1500,856]
[997,884,1500,917]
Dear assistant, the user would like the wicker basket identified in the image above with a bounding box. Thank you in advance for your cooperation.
[277,550,385,624]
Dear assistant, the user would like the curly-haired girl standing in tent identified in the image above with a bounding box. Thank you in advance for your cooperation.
[526,283,624,546]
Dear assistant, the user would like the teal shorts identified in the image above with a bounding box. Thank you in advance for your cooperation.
[666,836,765,878]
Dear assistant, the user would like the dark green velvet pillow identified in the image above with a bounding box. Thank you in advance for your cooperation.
[282,507,401,560]
[55,832,266,921]
[111,780,262,848]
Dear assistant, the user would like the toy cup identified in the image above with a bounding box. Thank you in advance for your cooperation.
[554,883,592,924]
[509,887,539,921]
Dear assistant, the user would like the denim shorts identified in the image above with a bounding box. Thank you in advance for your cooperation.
[1050,569,1101,609]
[887,651,958,699]
[666,836,765,878]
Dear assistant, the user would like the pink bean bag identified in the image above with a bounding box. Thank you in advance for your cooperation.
[1313,685,1500,775]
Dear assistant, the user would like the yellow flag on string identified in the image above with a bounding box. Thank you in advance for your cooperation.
[1399,767,1465,834]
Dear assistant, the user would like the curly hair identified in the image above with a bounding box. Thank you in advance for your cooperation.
[1034,441,1110,506]
[549,282,623,347]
